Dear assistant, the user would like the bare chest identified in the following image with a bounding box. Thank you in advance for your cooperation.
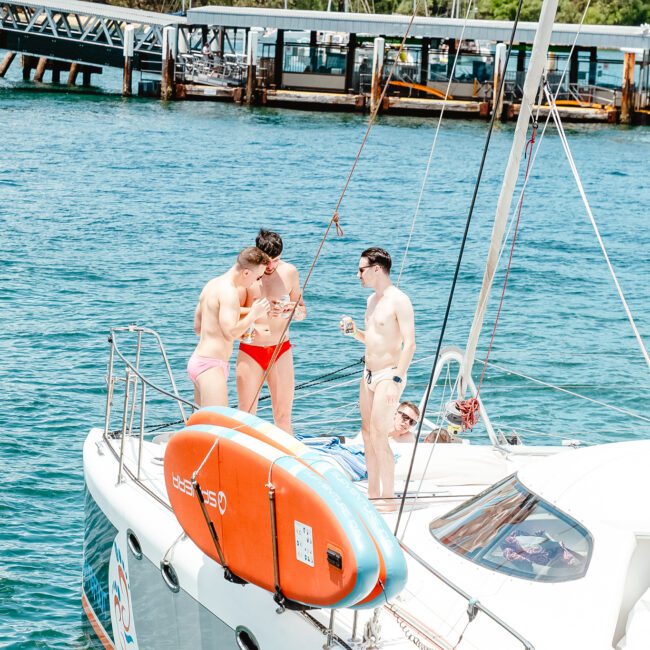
[247,273,290,304]
[366,297,398,334]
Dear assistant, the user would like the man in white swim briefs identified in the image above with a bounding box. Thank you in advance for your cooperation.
[189,247,270,407]
[340,247,416,507]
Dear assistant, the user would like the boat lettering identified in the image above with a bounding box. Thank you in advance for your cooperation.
[172,473,218,509]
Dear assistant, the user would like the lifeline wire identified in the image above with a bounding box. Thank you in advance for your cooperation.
[394,0,527,536]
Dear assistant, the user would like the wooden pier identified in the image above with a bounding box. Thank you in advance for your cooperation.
[1,1,649,123]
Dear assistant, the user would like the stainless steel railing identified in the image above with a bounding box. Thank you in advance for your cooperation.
[103,324,196,485]
[398,542,535,650]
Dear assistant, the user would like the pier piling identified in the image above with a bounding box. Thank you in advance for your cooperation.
[0,51,16,78]
[161,26,176,101]
[245,27,261,105]
[123,25,135,97]
[493,42,506,119]
[620,51,635,124]
[371,37,385,114]
[67,62,79,85]
[21,55,36,81]
[34,57,47,82]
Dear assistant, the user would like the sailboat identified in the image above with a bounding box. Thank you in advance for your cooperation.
[82,0,650,647]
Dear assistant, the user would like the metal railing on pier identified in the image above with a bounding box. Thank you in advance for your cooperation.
[177,51,247,86]
[0,0,179,71]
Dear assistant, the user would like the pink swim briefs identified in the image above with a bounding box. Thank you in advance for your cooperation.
[187,354,230,383]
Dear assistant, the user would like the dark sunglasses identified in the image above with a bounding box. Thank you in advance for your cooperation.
[398,410,417,427]
[358,265,375,274]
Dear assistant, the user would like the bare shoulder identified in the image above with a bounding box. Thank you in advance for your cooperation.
[205,275,237,305]
[278,260,299,281]
[389,285,413,307]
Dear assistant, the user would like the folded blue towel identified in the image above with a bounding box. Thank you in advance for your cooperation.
[299,436,368,481]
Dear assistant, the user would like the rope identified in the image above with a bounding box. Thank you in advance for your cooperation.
[260,357,364,401]
[396,0,475,286]
[394,0,527,537]
[243,11,420,415]
[544,82,650,373]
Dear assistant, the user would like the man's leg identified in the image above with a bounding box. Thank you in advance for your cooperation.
[196,366,228,408]
[236,349,265,414]
[266,348,294,434]
[369,380,400,500]
[359,381,380,499]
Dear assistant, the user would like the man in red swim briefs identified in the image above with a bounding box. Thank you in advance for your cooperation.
[236,229,307,434]
[189,247,270,407]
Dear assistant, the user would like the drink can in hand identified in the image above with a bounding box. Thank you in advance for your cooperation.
[279,294,291,319]
[241,325,255,344]
[340,316,355,335]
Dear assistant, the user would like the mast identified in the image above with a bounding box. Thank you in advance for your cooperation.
[462,0,559,391]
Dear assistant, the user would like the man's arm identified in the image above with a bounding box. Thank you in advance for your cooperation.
[193,301,202,335]
[286,265,307,321]
[219,290,269,340]
[394,294,416,380]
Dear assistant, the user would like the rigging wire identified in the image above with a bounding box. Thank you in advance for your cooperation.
[242,12,421,416]
[396,0,475,287]
[393,0,528,536]
[544,83,650,373]
[494,347,650,426]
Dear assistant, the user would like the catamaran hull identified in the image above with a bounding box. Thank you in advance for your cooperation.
[82,429,328,650]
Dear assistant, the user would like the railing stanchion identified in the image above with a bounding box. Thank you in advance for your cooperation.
[154,331,189,423]
[103,337,115,438]
[117,369,132,485]
[128,327,143,436]
[137,382,147,480]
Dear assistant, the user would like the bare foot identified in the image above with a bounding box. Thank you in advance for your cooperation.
[372,498,399,513]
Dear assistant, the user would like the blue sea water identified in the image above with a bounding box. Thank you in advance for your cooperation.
[0,64,649,647]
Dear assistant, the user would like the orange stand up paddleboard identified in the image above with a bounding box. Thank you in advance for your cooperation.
[187,406,408,608]
[164,425,381,609]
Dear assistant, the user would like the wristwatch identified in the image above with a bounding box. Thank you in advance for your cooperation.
[392,376,402,384]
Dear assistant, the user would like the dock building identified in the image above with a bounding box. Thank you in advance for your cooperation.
[1,1,649,123]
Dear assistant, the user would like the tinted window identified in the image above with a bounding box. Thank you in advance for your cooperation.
[430,475,591,582]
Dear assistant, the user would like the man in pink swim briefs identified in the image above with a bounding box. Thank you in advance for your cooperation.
[189,247,270,407]
[339,247,416,509]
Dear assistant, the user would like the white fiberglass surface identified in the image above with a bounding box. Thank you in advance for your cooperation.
[429,474,592,583]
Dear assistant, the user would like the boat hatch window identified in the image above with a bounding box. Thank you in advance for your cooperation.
[429,475,592,582]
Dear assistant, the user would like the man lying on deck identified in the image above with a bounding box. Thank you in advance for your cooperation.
[388,401,421,443]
